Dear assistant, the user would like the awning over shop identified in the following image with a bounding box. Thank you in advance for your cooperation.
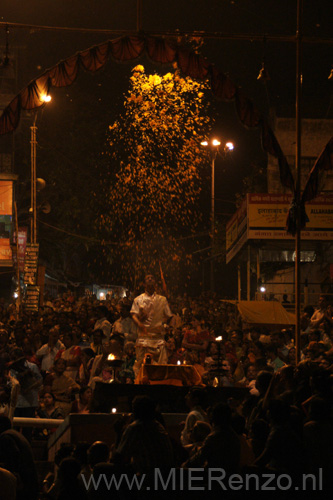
[223,300,295,327]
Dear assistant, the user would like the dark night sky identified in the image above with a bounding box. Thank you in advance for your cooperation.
[1,1,332,288]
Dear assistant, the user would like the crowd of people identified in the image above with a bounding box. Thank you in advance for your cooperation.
[0,279,332,499]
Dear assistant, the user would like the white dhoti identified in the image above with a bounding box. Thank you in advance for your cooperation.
[134,336,168,375]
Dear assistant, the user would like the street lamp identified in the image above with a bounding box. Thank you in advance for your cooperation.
[30,94,51,244]
[201,138,234,292]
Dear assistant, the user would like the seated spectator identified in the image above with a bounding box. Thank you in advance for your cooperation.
[52,456,88,500]
[93,306,112,343]
[78,348,95,386]
[303,397,333,476]
[37,391,64,420]
[35,391,64,439]
[183,420,211,457]
[44,358,80,416]
[9,347,43,440]
[248,418,270,458]
[113,395,174,473]
[118,341,136,382]
[90,329,105,355]
[36,326,64,374]
[0,415,39,500]
[182,315,212,364]
[55,331,82,381]
[255,398,307,473]
[71,386,92,414]
[231,413,255,467]
[181,387,208,446]
[266,344,285,372]
[183,402,240,472]
[0,362,20,422]
[112,301,137,344]
[0,466,17,500]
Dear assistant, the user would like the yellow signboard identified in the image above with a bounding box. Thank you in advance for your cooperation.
[0,180,13,265]
[226,193,333,263]
[248,193,333,240]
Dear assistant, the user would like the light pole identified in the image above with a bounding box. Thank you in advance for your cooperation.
[30,94,51,244]
[201,139,234,292]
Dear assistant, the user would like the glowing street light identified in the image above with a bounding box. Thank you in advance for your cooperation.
[41,94,52,103]
[201,138,234,292]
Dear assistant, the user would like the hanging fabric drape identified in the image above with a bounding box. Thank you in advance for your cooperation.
[0,34,331,205]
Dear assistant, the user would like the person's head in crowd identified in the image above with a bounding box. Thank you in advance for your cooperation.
[249,341,266,360]
[165,334,176,353]
[72,442,91,467]
[0,414,11,433]
[230,330,243,346]
[62,331,75,349]
[185,387,207,410]
[79,386,92,407]
[13,326,25,347]
[304,341,322,360]
[317,295,327,310]
[310,368,331,396]
[41,391,56,411]
[303,305,315,318]
[0,329,8,349]
[287,346,296,365]
[271,331,287,348]
[48,326,60,346]
[308,330,321,343]
[124,341,135,358]
[266,344,279,361]
[57,456,82,484]
[249,328,260,343]
[92,329,104,345]
[255,370,273,396]
[132,395,156,421]
[300,312,311,331]
[244,363,257,381]
[108,337,123,358]
[87,441,110,468]
[72,326,82,345]
[189,420,211,444]
[57,311,69,326]
[53,357,67,376]
[9,346,25,364]
[222,358,233,375]
[81,347,95,364]
[119,302,132,319]
[95,305,109,320]
[22,337,35,356]
[143,274,156,295]
[318,353,331,370]
[211,402,232,428]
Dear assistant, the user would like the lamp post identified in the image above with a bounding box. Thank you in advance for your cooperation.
[30,94,51,244]
[201,139,234,292]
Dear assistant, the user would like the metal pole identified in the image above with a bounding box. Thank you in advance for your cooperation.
[295,0,303,364]
[136,0,142,32]
[237,264,241,301]
[14,201,22,316]
[30,115,37,244]
[210,152,216,292]
[247,245,251,300]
